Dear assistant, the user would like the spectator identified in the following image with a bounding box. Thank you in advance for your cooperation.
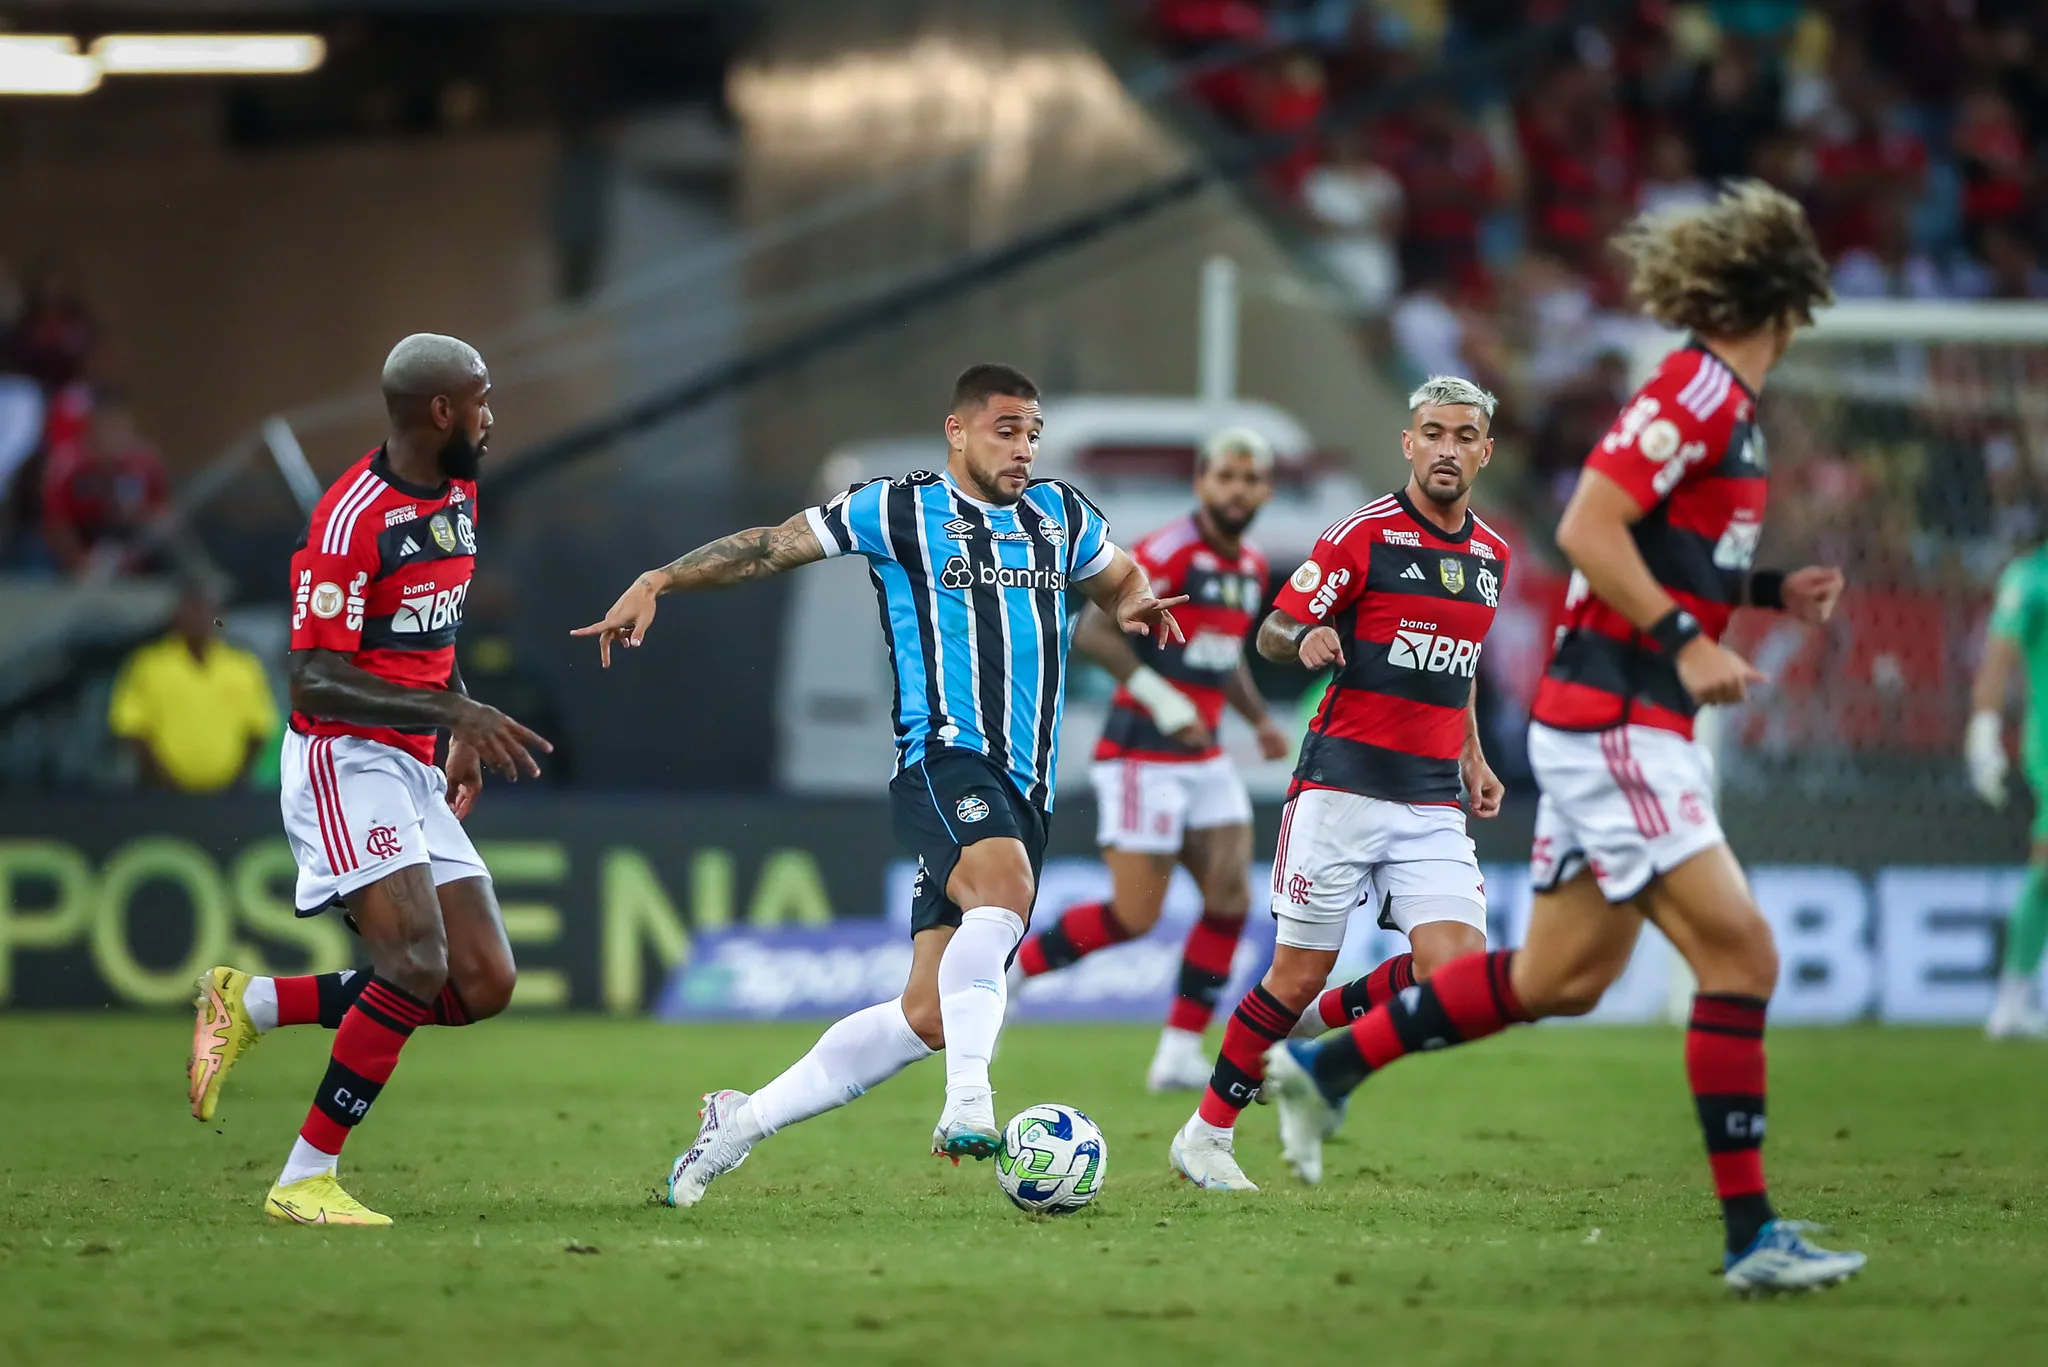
[1300,127,1404,315]
[1812,71,1929,257]
[108,582,278,793]
[1637,125,1714,216]
[1518,56,1636,265]
[1250,51,1327,198]
[1832,195,1950,299]
[3,262,96,394]
[1379,93,1502,289]
[1678,35,1783,183]
[42,390,170,575]
[1952,86,2033,241]
[1955,219,2048,299]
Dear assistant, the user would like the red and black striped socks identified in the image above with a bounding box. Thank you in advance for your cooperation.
[1196,984,1296,1127]
[1016,901,1130,977]
[1166,912,1245,1034]
[1313,952,1416,1029]
[293,975,430,1167]
[1307,950,1526,1097]
[1687,992,1776,1255]
[272,971,472,1028]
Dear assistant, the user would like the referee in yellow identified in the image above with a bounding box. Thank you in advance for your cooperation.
[109,581,277,792]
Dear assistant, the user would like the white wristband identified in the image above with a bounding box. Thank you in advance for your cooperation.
[1126,665,1200,735]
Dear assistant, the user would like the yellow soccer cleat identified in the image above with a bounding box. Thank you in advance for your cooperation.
[188,966,261,1122]
[263,1173,391,1227]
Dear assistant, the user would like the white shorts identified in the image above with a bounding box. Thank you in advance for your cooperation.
[280,730,489,914]
[1268,787,1487,951]
[1528,721,1725,903]
[1090,754,1253,855]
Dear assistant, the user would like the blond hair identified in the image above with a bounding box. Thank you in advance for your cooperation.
[1407,375,1498,421]
[1612,179,1832,339]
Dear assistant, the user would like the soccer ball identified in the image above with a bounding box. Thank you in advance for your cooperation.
[994,1103,1107,1214]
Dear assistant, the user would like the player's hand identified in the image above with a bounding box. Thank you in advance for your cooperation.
[445,738,483,820]
[1254,718,1292,761]
[1675,636,1765,706]
[1461,741,1504,818]
[571,573,662,667]
[1170,721,1215,750]
[1299,626,1345,671]
[1966,709,2009,809]
[1783,565,1845,625]
[450,699,553,782]
[1118,590,1189,643]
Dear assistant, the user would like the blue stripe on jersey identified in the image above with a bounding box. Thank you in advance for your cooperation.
[813,471,1111,810]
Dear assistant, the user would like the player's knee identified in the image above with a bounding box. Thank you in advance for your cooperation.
[1409,925,1486,980]
[900,993,946,1050]
[1196,876,1250,919]
[1261,957,1328,1015]
[1720,910,1779,1000]
[384,931,449,1001]
[459,957,517,1020]
[1108,898,1165,936]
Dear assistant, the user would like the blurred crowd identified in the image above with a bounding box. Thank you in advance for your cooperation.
[1155,0,2048,768]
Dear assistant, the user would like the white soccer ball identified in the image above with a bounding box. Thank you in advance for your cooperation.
[995,1103,1107,1214]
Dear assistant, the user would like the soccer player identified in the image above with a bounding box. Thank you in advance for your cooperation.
[187,334,553,1226]
[1168,375,1511,1192]
[572,364,1184,1206]
[1016,426,1290,1091]
[1265,182,1867,1294]
[1966,543,2048,1038]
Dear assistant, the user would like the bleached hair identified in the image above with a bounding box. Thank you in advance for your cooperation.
[1199,425,1275,473]
[381,333,485,400]
[1407,375,1498,421]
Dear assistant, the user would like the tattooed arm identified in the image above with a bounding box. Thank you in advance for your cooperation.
[289,650,551,780]
[571,510,826,667]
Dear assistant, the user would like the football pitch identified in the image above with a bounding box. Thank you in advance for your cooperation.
[2,1017,2042,1366]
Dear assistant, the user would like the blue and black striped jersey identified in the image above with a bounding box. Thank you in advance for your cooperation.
[806,470,1114,810]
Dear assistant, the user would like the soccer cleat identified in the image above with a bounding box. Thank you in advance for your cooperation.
[667,1089,754,1208]
[263,1173,390,1226]
[1986,979,2048,1040]
[1267,1041,1347,1185]
[189,966,261,1122]
[1723,1220,1866,1295]
[1168,1116,1259,1192]
[931,1089,1001,1163]
[1145,1028,1213,1093]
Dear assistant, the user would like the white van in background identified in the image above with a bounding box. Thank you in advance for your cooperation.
[776,395,1370,797]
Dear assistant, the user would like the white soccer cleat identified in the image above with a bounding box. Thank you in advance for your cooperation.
[1986,977,2048,1040]
[1145,1028,1213,1093]
[666,1089,754,1208]
[931,1089,1001,1163]
[1723,1220,1866,1295]
[1168,1116,1259,1192]
[1263,1039,1347,1184]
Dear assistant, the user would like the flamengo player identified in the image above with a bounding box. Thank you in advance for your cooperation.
[1267,183,1866,1293]
[185,335,552,1226]
[574,365,1183,1205]
[1016,427,1290,1090]
[1170,376,1510,1191]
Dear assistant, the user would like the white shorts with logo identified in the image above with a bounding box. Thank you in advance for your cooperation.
[1090,754,1254,855]
[1268,787,1487,951]
[280,729,489,914]
[1527,721,1725,903]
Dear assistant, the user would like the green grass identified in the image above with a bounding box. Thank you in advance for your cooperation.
[1,1017,2042,1365]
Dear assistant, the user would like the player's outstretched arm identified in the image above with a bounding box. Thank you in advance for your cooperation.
[1557,470,1763,706]
[1078,546,1187,643]
[572,510,825,666]
[289,649,552,781]
[1256,608,1344,670]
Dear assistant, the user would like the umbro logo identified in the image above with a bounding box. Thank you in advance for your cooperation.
[1400,563,1425,581]
[943,518,976,539]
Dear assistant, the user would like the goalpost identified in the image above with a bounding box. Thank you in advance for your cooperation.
[1637,299,2048,1020]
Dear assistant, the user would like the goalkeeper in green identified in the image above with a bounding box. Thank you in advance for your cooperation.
[1966,548,2048,1039]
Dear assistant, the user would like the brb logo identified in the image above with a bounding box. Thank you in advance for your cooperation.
[1286,872,1313,906]
[365,825,403,860]
[1388,620,1483,677]
[394,581,469,634]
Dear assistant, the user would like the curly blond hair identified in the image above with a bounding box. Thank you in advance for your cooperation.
[1612,180,1832,339]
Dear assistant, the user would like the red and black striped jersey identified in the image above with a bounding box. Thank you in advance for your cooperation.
[1532,343,1764,739]
[1274,489,1511,804]
[287,447,477,764]
[1095,514,1268,763]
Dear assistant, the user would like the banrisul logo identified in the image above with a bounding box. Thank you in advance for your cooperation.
[940,555,1067,593]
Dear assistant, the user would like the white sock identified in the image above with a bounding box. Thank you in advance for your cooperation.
[740,998,934,1142]
[1183,1112,1233,1142]
[244,976,280,1034]
[937,906,1025,1100]
[1290,1008,1328,1040]
[1156,1026,1205,1056]
[277,1136,338,1187]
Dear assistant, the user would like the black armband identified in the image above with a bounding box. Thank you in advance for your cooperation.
[1285,620,1314,646]
[1645,607,1702,656]
[1747,569,1786,611]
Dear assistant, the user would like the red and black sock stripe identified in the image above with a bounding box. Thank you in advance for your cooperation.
[1687,992,1776,1255]
[1196,984,1296,1126]
[274,970,475,1029]
[1166,911,1244,1033]
[297,975,430,1156]
[1315,952,1415,1029]
[1308,950,1525,1098]
[1017,901,1130,978]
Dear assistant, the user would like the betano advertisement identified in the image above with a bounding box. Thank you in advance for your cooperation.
[0,796,2034,1023]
